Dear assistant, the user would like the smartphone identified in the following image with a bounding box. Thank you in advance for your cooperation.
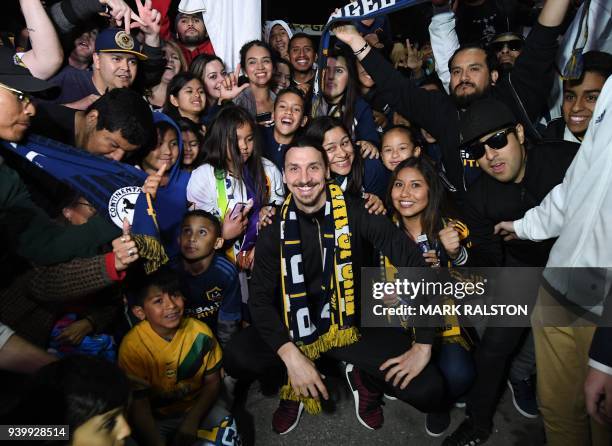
[256,112,272,123]
[229,202,247,220]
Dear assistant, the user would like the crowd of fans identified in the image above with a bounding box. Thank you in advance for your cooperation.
[0,0,611,445]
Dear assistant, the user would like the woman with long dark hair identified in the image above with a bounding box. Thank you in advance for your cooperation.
[313,45,380,158]
[186,105,284,269]
[233,40,276,126]
[162,72,206,129]
[304,116,389,210]
[386,156,475,437]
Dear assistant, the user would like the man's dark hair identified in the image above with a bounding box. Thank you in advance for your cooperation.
[8,356,130,429]
[85,88,155,149]
[126,266,181,308]
[289,32,315,50]
[566,51,612,88]
[283,134,329,171]
[417,73,444,92]
[274,85,305,108]
[181,210,221,238]
[448,44,498,74]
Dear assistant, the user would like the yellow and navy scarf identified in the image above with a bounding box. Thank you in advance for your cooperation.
[380,216,471,348]
[279,183,359,414]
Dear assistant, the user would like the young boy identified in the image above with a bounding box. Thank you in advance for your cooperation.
[261,87,308,170]
[118,268,239,446]
[177,210,242,348]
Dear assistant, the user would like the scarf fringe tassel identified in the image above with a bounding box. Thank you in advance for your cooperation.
[133,234,169,274]
[280,325,359,415]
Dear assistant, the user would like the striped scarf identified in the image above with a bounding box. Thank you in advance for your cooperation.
[279,183,358,414]
[380,216,470,347]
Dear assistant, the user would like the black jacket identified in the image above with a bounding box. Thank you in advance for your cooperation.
[248,194,434,353]
[590,327,612,369]
[463,140,579,267]
[360,21,561,196]
[543,117,566,140]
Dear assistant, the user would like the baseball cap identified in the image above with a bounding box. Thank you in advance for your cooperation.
[459,97,517,145]
[0,47,59,97]
[491,32,524,44]
[95,28,147,60]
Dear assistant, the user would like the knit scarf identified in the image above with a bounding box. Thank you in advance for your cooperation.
[380,216,469,348]
[279,182,359,414]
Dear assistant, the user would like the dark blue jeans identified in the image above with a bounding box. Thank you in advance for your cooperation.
[436,342,475,402]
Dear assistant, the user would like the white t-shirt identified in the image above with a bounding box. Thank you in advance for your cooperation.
[186,157,284,217]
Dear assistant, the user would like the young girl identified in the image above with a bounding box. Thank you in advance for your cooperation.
[313,45,380,158]
[381,125,422,171]
[163,72,206,129]
[178,117,204,171]
[304,116,388,208]
[186,105,284,270]
[139,113,191,263]
[234,40,276,126]
[386,156,475,436]
[147,40,187,109]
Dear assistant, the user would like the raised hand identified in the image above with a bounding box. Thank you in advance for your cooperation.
[141,164,167,199]
[357,140,379,159]
[112,218,139,271]
[130,0,161,46]
[99,0,145,34]
[404,39,424,71]
[363,193,386,215]
[439,222,461,259]
[218,63,249,103]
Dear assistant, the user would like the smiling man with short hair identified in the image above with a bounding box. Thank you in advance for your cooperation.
[223,136,445,436]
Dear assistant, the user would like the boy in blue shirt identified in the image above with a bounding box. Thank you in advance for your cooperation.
[178,210,242,348]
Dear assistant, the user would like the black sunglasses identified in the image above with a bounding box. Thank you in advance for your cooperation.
[490,40,524,53]
[467,127,516,159]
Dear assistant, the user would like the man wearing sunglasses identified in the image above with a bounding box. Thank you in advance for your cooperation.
[489,32,524,75]
[335,0,572,200]
[440,97,579,445]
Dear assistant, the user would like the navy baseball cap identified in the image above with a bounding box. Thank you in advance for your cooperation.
[0,47,59,97]
[95,28,147,60]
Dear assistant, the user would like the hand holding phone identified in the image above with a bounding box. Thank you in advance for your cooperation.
[230,202,247,221]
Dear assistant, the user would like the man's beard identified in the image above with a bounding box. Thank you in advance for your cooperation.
[499,62,514,75]
[181,32,207,46]
[452,82,491,109]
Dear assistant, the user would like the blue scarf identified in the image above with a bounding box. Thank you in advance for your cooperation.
[0,112,188,273]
